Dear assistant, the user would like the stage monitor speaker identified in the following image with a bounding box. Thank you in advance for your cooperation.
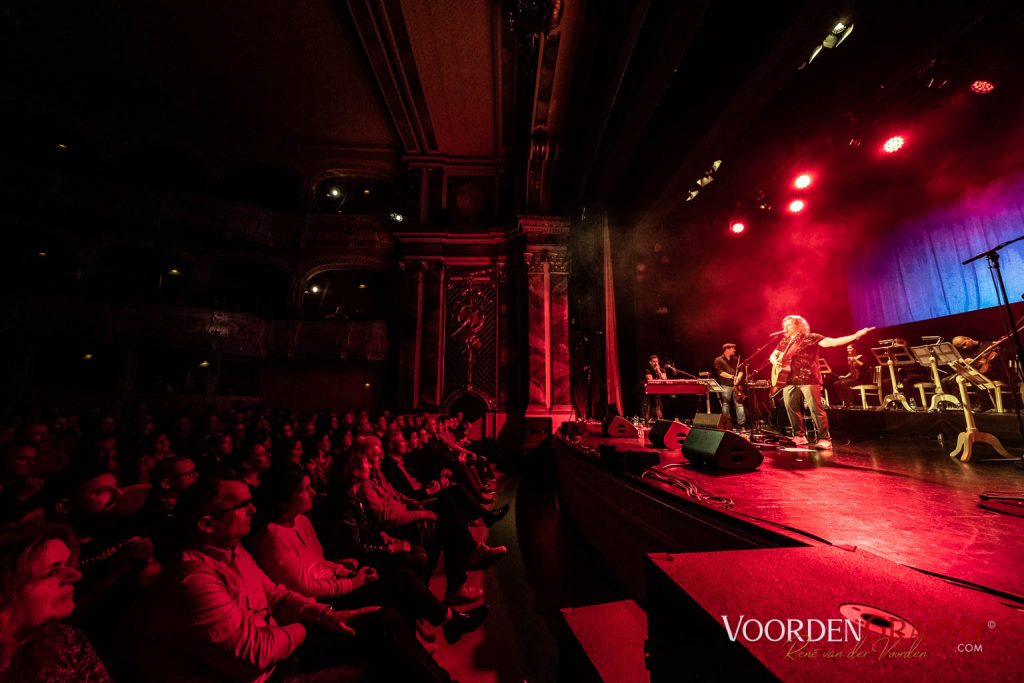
[692,412,732,430]
[682,428,762,470]
[648,420,690,449]
[603,415,639,438]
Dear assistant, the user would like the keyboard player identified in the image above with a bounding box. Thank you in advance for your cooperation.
[644,354,668,420]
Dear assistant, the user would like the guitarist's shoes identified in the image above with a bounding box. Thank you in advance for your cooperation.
[792,435,809,446]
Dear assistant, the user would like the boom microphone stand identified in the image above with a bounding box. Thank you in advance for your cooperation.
[963,236,1024,463]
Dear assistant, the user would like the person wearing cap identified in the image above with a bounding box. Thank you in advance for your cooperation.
[714,344,746,428]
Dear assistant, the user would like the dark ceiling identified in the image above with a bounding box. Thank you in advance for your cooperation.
[2,0,1023,229]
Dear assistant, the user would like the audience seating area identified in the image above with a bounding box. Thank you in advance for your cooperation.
[0,402,508,682]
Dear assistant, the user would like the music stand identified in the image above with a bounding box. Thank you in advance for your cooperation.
[946,360,1013,462]
[910,343,961,411]
[699,373,724,413]
[870,343,916,411]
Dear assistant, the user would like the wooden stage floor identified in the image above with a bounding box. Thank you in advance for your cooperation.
[557,429,1024,599]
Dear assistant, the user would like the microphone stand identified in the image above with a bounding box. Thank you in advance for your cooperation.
[664,363,698,379]
[964,237,1024,463]
[738,333,784,438]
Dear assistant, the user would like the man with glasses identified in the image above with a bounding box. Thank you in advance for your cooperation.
[138,456,200,560]
[129,476,452,682]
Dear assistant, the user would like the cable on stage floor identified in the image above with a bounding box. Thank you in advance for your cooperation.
[641,463,735,508]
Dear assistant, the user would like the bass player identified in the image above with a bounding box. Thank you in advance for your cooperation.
[769,315,873,449]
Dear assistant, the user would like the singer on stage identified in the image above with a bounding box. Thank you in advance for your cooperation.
[769,315,873,449]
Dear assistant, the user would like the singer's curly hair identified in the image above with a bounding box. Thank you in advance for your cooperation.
[782,315,810,334]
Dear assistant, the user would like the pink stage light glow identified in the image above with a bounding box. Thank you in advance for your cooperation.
[882,136,905,153]
[787,199,805,213]
[730,222,746,234]
[970,80,995,94]
[794,173,813,189]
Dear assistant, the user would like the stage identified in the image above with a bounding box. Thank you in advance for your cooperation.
[555,425,1024,679]
[554,425,1024,600]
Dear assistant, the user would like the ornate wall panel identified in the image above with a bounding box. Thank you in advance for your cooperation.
[443,268,499,408]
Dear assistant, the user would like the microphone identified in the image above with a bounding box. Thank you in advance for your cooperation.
[769,330,785,337]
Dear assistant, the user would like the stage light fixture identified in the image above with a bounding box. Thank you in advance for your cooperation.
[686,190,699,202]
[37,251,48,258]
[389,212,405,223]
[793,173,812,189]
[788,199,806,213]
[329,187,340,197]
[167,268,181,276]
[198,360,210,368]
[358,283,367,289]
[362,189,370,195]
[310,285,320,294]
[882,135,905,153]
[364,383,372,388]
[970,80,995,94]
[55,143,68,151]
[82,353,94,361]
[695,175,714,187]
[729,222,746,234]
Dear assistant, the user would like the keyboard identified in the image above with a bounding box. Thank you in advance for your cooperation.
[645,379,709,395]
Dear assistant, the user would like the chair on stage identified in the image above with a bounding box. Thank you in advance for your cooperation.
[991,360,1023,414]
[851,366,883,409]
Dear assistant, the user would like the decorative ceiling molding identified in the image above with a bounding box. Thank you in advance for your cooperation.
[345,0,439,154]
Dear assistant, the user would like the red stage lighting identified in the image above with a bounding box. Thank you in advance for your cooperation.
[730,221,746,234]
[793,173,813,189]
[788,199,805,213]
[970,80,995,94]
[882,136,905,153]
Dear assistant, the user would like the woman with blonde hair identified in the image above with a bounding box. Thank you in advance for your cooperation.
[0,522,111,681]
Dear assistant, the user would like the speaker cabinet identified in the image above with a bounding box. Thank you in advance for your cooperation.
[682,428,762,469]
[648,420,690,449]
[602,415,639,438]
[692,412,732,430]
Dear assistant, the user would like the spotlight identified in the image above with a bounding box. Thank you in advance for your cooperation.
[970,80,995,94]
[788,199,806,213]
[729,221,746,234]
[198,360,210,368]
[82,353,94,361]
[793,173,813,189]
[167,268,181,276]
[686,190,699,202]
[882,135,905,153]
[37,251,48,258]
[364,383,372,388]
[362,189,370,195]
[357,283,367,289]
[310,285,320,294]
[55,143,68,151]
[329,187,341,197]
[389,212,405,223]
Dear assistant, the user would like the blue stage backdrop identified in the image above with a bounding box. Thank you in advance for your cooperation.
[847,173,1024,327]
